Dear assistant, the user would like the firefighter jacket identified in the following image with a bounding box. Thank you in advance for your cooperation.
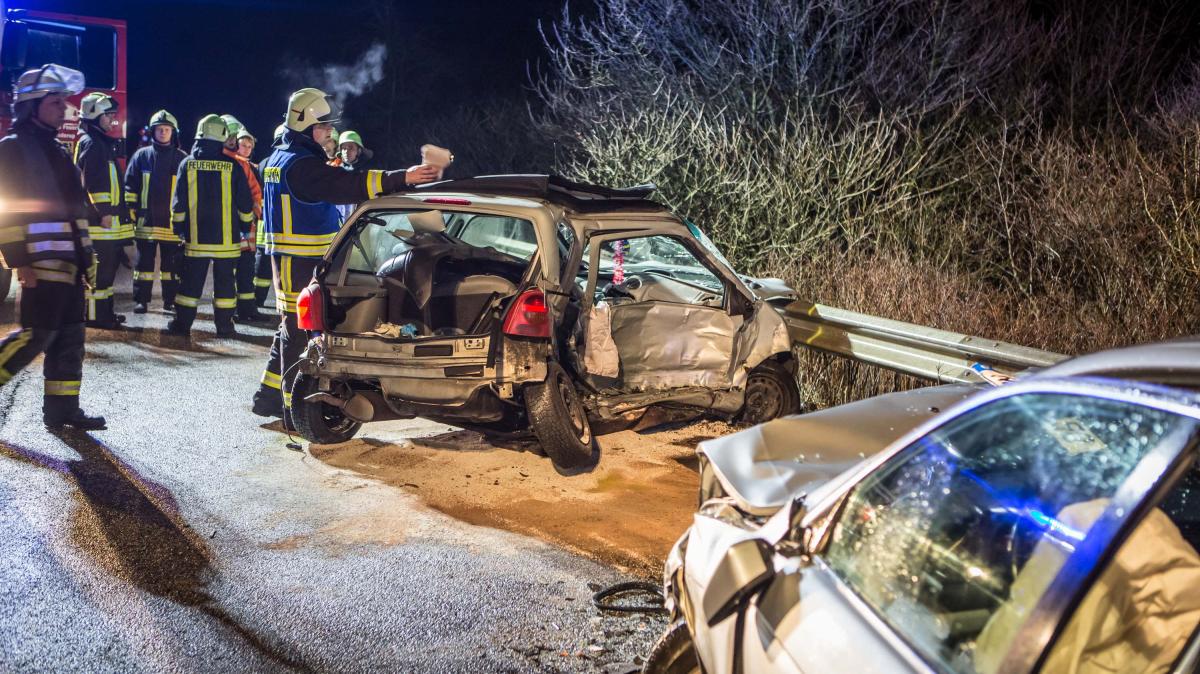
[262,130,412,258]
[75,121,133,241]
[223,148,262,252]
[171,139,254,259]
[124,140,186,242]
[0,120,94,285]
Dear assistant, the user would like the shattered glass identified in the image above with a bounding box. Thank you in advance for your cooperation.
[823,392,1197,674]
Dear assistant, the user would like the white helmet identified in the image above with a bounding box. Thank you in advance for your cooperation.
[14,64,85,103]
[195,114,230,142]
[273,123,288,143]
[285,87,341,132]
[80,92,118,121]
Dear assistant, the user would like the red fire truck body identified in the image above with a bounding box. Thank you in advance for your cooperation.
[0,3,128,155]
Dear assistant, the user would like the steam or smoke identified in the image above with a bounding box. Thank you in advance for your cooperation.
[284,43,388,108]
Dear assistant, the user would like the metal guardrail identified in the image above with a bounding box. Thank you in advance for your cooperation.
[776,300,1068,385]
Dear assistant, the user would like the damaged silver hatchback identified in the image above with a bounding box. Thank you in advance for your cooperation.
[646,338,1200,673]
[289,175,801,469]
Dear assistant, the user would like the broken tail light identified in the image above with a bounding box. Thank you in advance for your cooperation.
[502,288,550,338]
[296,283,325,332]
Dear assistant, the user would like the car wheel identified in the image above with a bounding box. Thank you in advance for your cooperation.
[642,622,701,674]
[525,362,598,471]
[291,374,363,444]
[738,360,802,426]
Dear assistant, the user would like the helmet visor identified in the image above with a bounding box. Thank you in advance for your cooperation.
[316,95,342,126]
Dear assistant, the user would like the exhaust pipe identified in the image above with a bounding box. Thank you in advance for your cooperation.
[305,392,375,423]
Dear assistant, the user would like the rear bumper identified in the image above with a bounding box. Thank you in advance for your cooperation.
[299,332,549,413]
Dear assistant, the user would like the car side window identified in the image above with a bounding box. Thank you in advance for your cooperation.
[1040,462,1200,673]
[822,393,1196,674]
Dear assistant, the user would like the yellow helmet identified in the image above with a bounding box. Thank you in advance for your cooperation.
[80,92,118,120]
[220,114,244,137]
[285,87,341,132]
[13,64,85,103]
[195,114,230,142]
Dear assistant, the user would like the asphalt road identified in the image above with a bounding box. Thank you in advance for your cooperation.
[0,270,667,673]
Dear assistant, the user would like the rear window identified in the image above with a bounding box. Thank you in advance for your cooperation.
[342,210,537,274]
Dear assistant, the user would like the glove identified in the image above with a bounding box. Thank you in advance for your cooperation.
[84,248,98,289]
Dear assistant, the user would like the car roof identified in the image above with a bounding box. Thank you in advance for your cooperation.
[411,174,673,215]
[1032,336,1200,389]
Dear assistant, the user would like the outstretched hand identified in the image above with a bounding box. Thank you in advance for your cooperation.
[405,164,440,186]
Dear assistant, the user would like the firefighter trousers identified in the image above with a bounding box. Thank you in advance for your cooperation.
[235,249,257,317]
[0,280,86,420]
[87,239,130,326]
[253,246,273,307]
[173,256,237,333]
[252,255,317,416]
[133,239,181,307]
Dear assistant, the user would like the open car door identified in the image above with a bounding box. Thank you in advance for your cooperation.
[580,231,744,392]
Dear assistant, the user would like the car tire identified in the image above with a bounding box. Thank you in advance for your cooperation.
[738,359,802,426]
[525,362,598,471]
[291,374,363,444]
[642,622,701,674]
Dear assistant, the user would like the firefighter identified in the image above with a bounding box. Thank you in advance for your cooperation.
[236,127,256,161]
[250,88,438,420]
[220,115,268,323]
[333,130,375,220]
[252,124,288,309]
[165,115,255,337]
[124,109,187,313]
[76,91,134,329]
[0,64,105,430]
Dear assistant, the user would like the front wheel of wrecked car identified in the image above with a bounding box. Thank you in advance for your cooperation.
[738,360,802,426]
[525,362,598,471]
[642,622,701,674]
[291,374,363,444]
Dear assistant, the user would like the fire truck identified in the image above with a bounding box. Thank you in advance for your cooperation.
[0,1,127,299]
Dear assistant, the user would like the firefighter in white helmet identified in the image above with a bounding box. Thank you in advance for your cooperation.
[75,91,133,329]
[219,114,269,323]
[251,87,438,421]
[0,65,106,429]
[164,115,255,337]
[124,109,187,313]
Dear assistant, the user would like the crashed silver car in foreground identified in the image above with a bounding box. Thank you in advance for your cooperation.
[290,175,800,470]
[647,338,1200,673]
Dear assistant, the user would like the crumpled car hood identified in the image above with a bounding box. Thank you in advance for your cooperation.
[698,383,980,516]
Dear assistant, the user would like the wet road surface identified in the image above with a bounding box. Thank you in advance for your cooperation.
[0,274,688,673]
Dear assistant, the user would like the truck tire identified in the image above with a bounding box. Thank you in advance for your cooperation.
[291,374,362,445]
[525,362,598,471]
[642,622,701,674]
[738,360,802,426]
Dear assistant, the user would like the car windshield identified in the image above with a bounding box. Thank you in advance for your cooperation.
[591,236,724,292]
[823,391,1198,674]
[343,209,537,274]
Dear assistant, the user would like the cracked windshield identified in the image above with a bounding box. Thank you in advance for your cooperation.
[825,393,1196,674]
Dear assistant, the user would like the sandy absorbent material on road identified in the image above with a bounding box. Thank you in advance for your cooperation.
[310,419,735,575]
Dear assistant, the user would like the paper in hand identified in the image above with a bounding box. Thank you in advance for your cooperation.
[420,144,454,180]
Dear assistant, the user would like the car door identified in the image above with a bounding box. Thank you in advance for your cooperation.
[581,231,743,392]
[736,387,1200,674]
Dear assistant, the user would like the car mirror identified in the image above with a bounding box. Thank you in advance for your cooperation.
[703,538,775,627]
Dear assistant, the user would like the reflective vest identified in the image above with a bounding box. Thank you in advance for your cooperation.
[261,144,341,258]
[170,148,254,259]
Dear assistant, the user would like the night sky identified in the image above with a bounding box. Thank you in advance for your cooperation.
[12,0,573,163]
